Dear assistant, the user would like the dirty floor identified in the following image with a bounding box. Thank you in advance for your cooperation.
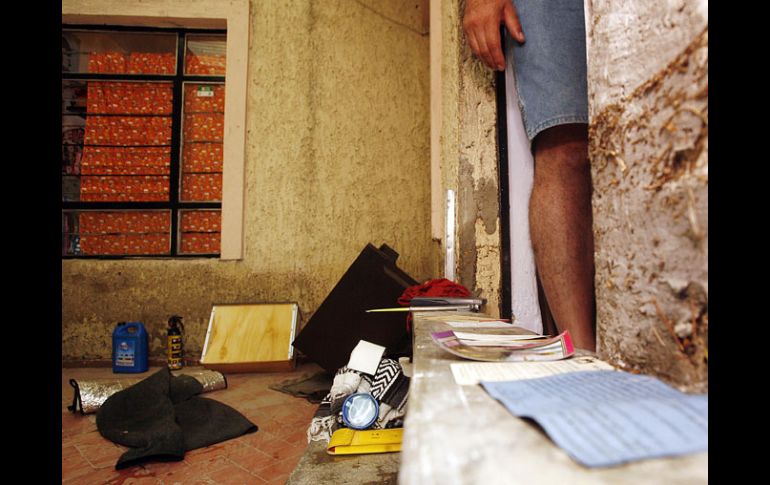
[62,363,324,484]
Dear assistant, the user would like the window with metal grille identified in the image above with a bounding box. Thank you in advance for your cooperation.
[62,26,226,257]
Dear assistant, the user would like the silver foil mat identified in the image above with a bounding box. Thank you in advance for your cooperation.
[176,369,228,393]
[68,369,228,414]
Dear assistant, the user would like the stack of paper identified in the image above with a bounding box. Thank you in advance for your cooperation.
[430,330,574,362]
[449,356,616,385]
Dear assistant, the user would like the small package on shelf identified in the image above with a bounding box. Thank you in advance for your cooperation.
[124,234,170,254]
[180,210,221,233]
[128,52,176,74]
[181,173,223,201]
[85,116,173,146]
[186,54,226,76]
[181,233,220,254]
[80,175,170,202]
[86,82,173,115]
[86,82,106,113]
[89,52,127,73]
[80,211,170,236]
[183,113,224,142]
[184,84,226,113]
[182,143,223,173]
[81,147,171,175]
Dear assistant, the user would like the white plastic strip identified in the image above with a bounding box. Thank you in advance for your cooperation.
[445,189,456,281]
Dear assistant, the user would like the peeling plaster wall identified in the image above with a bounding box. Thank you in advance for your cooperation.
[441,0,503,316]
[62,0,439,361]
[587,0,708,391]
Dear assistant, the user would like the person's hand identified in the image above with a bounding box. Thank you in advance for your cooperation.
[462,0,525,71]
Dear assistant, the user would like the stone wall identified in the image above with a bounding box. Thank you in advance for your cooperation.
[586,0,708,391]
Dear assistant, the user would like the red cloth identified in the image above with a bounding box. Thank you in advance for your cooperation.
[398,278,471,332]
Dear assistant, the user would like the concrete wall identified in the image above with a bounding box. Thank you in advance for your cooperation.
[435,0,504,317]
[586,0,708,391]
[62,0,440,361]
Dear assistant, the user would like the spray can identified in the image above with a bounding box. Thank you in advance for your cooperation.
[167,315,184,370]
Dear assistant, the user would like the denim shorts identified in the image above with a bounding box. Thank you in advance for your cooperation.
[505,0,589,141]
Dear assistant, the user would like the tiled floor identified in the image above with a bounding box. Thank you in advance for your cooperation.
[62,364,324,484]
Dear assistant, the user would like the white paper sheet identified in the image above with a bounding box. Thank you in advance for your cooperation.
[481,370,708,467]
[453,332,547,342]
[450,356,615,385]
[446,320,515,328]
[347,340,386,375]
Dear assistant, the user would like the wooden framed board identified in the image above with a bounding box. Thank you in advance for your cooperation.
[200,302,299,373]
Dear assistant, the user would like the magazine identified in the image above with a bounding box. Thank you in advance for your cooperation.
[430,330,574,362]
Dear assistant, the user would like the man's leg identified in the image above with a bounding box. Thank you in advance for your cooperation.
[529,123,596,351]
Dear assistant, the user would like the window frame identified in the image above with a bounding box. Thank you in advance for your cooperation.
[62,24,226,259]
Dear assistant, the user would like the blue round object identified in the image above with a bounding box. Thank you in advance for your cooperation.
[341,393,379,430]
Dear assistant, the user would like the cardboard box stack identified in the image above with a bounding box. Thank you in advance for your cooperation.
[88,51,126,73]
[82,81,172,197]
[80,175,170,202]
[179,210,221,254]
[81,147,170,176]
[78,211,171,255]
[84,116,172,146]
[182,83,224,202]
[74,70,224,254]
[127,52,176,74]
[88,51,175,74]
[87,82,173,115]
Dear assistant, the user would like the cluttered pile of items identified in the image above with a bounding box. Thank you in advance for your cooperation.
[288,243,482,455]
[65,243,479,469]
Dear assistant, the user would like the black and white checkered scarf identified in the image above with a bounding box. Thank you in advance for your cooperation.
[307,358,409,443]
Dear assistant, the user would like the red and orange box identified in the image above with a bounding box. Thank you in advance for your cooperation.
[185,54,226,76]
[181,173,223,201]
[184,84,225,113]
[182,143,223,173]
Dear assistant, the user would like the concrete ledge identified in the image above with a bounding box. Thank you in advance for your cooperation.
[399,311,708,484]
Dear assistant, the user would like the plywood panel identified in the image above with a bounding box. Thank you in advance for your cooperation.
[201,303,297,365]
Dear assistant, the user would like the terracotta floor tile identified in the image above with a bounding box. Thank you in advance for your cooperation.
[159,478,217,485]
[261,440,306,463]
[63,428,105,447]
[62,410,98,438]
[63,466,121,485]
[282,427,311,445]
[245,433,294,456]
[253,455,304,483]
[183,452,232,477]
[76,441,126,469]
[63,444,82,459]
[205,463,264,485]
[251,417,293,437]
[62,447,96,482]
[143,462,216,485]
[184,443,228,460]
[238,430,281,451]
[108,477,162,485]
[226,447,276,475]
[141,460,192,481]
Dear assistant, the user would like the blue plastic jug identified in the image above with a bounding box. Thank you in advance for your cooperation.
[112,321,149,373]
